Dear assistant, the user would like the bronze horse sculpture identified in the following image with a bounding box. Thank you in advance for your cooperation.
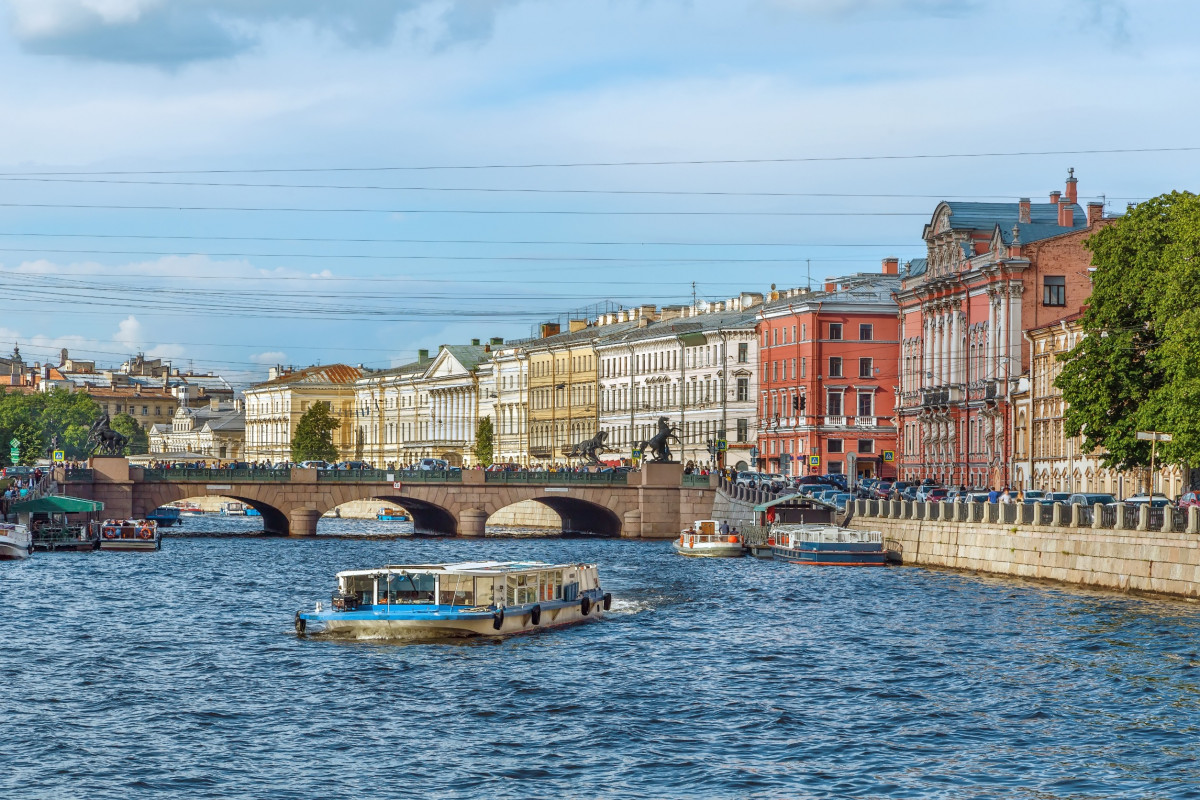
[638,417,680,463]
[86,413,128,456]
[566,430,610,465]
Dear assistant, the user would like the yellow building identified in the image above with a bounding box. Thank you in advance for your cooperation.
[244,364,363,463]
[527,321,604,464]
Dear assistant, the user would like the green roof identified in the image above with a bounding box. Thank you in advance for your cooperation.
[10,495,104,514]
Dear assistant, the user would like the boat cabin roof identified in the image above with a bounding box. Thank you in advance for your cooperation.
[335,561,592,579]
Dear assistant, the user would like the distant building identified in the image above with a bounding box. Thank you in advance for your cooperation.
[756,265,901,479]
[244,364,363,463]
[148,398,246,461]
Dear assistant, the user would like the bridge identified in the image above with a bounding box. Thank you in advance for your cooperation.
[58,458,717,538]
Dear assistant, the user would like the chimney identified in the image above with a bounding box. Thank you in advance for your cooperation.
[824,278,837,293]
[471,338,480,346]
[210,397,220,411]
[882,257,899,275]
[569,319,587,333]
[540,323,560,338]
[1087,202,1104,226]
[637,316,650,328]
[483,344,490,352]
[1018,197,1031,224]
[1064,167,1078,203]
[1049,190,1061,205]
[418,349,429,361]
[1058,197,1073,227]
[639,305,657,321]
[618,311,629,322]
[490,337,504,345]
[741,292,763,309]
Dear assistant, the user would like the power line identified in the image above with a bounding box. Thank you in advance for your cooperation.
[4,146,1198,175]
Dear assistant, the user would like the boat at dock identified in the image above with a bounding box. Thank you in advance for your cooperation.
[674,519,744,558]
[92,519,161,552]
[296,561,610,639]
[376,507,408,521]
[0,523,32,560]
[770,524,888,566]
[175,502,204,516]
[220,502,247,516]
[146,506,182,528]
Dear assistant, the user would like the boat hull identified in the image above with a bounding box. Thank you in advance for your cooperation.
[99,538,161,551]
[673,543,745,558]
[300,595,605,639]
[772,544,887,566]
[0,540,31,560]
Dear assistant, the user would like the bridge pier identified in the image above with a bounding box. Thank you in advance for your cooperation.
[459,508,487,537]
[289,508,320,537]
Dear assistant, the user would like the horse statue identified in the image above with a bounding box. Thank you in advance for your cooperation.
[641,417,680,463]
[566,430,609,465]
[86,412,128,456]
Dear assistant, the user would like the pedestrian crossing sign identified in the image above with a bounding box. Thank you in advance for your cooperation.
[882,450,895,462]
[53,450,65,463]
[716,438,727,452]
[809,455,820,467]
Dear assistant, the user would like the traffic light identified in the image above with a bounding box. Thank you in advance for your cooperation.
[792,395,799,411]
[798,395,806,412]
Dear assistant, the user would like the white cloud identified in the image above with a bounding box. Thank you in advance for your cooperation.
[113,314,142,349]
[250,351,287,365]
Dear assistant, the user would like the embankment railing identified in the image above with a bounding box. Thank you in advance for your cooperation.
[853,497,1200,535]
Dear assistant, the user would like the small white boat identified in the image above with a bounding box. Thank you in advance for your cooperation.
[93,519,161,551]
[674,519,744,558]
[296,561,610,639]
[220,502,246,516]
[770,524,887,566]
[0,523,32,560]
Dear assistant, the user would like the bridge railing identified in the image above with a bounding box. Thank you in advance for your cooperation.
[61,468,95,483]
[484,471,629,486]
[141,467,292,482]
[316,469,462,483]
[682,474,713,488]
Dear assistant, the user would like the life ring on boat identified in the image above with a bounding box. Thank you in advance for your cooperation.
[294,611,306,634]
[102,525,118,540]
[530,605,541,626]
[492,606,505,631]
[137,525,155,540]
[602,593,612,611]
[580,596,592,616]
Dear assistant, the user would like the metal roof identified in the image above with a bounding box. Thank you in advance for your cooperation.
[253,364,363,388]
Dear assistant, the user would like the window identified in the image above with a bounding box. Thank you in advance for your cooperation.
[827,391,843,416]
[857,392,873,418]
[791,358,797,380]
[829,357,842,378]
[859,357,873,378]
[736,418,748,442]
[791,325,797,341]
[736,378,749,402]
[773,329,779,345]
[142,406,149,416]
[1044,276,1066,306]
[857,439,874,453]
[828,439,844,453]
[800,358,806,378]
[737,343,748,363]
[772,362,778,382]
[828,323,843,340]
[828,460,844,475]
[801,324,807,340]
[859,324,873,341]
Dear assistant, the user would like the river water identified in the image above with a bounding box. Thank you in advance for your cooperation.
[3,517,1200,799]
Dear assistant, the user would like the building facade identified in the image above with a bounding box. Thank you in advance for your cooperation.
[756,267,901,479]
[895,170,1107,489]
[490,343,529,465]
[244,364,363,463]
[148,399,246,460]
[526,321,615,464]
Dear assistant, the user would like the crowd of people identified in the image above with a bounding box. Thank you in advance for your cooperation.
[1,469,51,521]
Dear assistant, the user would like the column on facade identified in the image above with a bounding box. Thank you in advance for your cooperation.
[998,289,1009,381]
[939,310,948,386]
[922,315,932,387]
[1007,285,1022,382]
[986,292,997,379]
[949,309,960,385]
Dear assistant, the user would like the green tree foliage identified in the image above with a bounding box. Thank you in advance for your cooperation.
[472,416,494,466]
[290,402,340,463]
[0,388,102,466]
[1057,191,1200,470]
[110,413,150,455]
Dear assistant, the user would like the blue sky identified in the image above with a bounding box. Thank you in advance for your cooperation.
[0,0,1194,385]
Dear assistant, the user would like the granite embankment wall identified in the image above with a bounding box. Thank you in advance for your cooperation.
[849,515,1200,599]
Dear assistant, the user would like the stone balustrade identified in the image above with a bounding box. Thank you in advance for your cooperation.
[854,498,1200,535]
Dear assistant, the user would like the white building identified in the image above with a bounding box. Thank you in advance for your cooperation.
[148,399,246,461]
[596,297,761,470]
[490,342,529,465]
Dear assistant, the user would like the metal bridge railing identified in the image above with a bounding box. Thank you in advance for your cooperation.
[141,468,292,482]
[483,471,629,486]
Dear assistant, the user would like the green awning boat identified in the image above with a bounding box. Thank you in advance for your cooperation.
[9,495,105,514]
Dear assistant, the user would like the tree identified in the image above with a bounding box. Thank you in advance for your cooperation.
[473,416,494,466]
[1057,191,1200,472]
[110,413,149,455]
[291,402,340,463]
[0,387,102,466]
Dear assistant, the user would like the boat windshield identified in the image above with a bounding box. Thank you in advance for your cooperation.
[378,572,436,604]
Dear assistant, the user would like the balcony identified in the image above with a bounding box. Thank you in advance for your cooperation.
[853,416,877,427]
[824,415,847,426]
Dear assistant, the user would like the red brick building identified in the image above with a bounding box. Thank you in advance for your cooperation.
[895,170,1108,489]
[756,263,902,479]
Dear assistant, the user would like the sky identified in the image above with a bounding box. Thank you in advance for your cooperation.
[0,0,1196,386]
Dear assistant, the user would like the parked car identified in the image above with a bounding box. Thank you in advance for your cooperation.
[336,461,373,470]
[1066,493,1117,507]
[922,488,950,503]
[417,458,450,471]
[890,481,912,498]
[298,460,331,470]
[899,486,919,501]
[873,481,893,499]
[1040,492,1072,506]
[2,466,33,478]
[831,492,855,508]
[1178,491,1200,510]
[966,492,992,503]
[1122,493,1172,508]
[1021,489,1047,504]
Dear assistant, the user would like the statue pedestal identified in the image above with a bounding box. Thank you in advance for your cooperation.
[638,462,685,539]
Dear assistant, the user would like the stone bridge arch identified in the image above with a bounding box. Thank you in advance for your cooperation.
[483,494,624,537]
[132,483,291,535]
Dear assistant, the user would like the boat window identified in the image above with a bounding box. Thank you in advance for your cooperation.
[506,574,518,606]
[438,575,475,606]
[377,573,436,604]
[343,575,375,603]
[475,577,494,607]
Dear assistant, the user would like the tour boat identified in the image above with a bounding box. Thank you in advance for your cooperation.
[376,507,408,521]
[0,523,32,560]
[93,519,161,552]
[673,519,744,558]
[770,524,887,566]
[146,506,182,528]
[296,561,610,639]
[221,502,246,516]
[176,502,204,516]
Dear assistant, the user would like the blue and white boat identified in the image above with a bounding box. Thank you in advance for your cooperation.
[376,507,408,521]
[296,561,610,638]
[146,506,181,528]
[770,524,888,566]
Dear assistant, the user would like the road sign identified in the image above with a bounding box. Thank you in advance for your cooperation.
[716,438,728,452]
[882,450,895,462]
[52,450,65,463]
[749,447,758,460]
[1136,431,1173,442]
[392,482,403,490]
[9,437,18,462]
[809,455,820,467]
[632,448,642,460]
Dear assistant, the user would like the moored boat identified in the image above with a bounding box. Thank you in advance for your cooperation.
[146,506,182,528]
[770,524,887,566]
[296,561,609,638]
[673,519,744,558]
[93,519,161,551]
[221,502,246,516]
[376,507,408,521]
[0,523,32,560]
